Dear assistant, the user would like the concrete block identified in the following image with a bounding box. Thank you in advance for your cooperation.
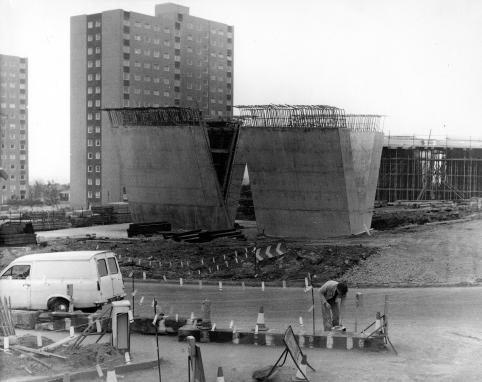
[177,325,201,342]
[176,327,384,352]
[237,331,254,345]
[333,335,348,349]
[11,310,40,330]
[209,328,234,343]
[164,316,188,332]
[131,315,187,335]
[352,336,366,349]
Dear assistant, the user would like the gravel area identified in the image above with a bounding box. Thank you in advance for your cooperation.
[341,218,482,286]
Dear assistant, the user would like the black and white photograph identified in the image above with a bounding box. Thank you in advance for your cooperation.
[0,0,482,381]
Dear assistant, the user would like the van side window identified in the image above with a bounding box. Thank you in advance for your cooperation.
[97,259,108,277]
[1,265,30,279]
[107,258,119,274]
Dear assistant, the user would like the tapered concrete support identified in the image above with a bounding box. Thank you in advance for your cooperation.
[110,125,233,230]
[233,127,383,238]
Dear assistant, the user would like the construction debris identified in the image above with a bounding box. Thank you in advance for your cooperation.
[0,297,15,336]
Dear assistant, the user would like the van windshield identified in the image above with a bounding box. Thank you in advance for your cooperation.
[1,265,30,279]
[33,261,94,279]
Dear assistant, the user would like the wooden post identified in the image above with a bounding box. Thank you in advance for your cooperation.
[308,273,315,336]
[355,292,363,333]
[131,268,135,317]
[153,299,161,382]
[187,336,196,382]
[383,295,389,337]
[66,284,73,312]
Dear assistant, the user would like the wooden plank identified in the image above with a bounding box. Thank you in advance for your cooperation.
[12,345,68,360]
[0,299,13,336]
[4,297,15,335]
[40,335,79,352]
[14,348,52,368]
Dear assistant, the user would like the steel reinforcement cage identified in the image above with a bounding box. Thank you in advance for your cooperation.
[104,107,201,127]
[235,105,383,131]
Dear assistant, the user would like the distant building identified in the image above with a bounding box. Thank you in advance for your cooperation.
[0,54,29,202]
[70,3,234,208]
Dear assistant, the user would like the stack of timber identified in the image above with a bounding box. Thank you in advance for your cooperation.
[20,210,70,231]
[91,203,132,225]
[107,202,132,223]
[127,221,171,237]
[70,210,93,228]
[162,228,244,243]
[0,297,15,337]
[0,222,37,246]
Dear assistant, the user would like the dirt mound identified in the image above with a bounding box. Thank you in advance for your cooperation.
[59,343,124,370]
[34,237,379,284]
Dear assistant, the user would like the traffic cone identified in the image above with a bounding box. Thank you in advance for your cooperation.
[292,355,308,381]
[254,306,268,331]
[217,367,225,382]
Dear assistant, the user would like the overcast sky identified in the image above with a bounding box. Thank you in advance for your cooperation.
[1,0,482,183]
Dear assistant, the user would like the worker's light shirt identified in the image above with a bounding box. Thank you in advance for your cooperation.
[319,280,339,302]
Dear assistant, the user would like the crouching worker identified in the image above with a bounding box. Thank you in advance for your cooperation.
[319,280,348,331]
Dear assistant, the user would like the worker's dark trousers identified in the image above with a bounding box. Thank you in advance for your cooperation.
[321,302,340,331]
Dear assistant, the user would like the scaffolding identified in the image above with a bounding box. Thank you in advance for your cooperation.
[376,135,482,202]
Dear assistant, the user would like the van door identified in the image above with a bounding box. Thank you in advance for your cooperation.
[106,256,125,298]
[0,264,31,309]
[96,258,114,301]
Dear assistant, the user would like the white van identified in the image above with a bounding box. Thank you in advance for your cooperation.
[0,251,126,311]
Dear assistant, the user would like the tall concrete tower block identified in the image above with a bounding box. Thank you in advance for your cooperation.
[234,105,384,238]
[70,4,234,209]
[105,107,239,230]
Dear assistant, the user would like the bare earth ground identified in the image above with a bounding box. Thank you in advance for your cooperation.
[1,219,482,381]
[2,218,482,287]
[337,217,482,286]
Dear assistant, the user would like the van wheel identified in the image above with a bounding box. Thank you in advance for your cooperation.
[48,298,70,312]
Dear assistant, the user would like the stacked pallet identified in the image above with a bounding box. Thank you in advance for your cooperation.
[0,222,37,246]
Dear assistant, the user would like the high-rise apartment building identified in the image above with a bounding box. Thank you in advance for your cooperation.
[0,54,29,202]
[71,3,234,208]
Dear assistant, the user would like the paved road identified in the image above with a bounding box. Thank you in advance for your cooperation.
[121,282,482,381]
[130,281,481,332]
